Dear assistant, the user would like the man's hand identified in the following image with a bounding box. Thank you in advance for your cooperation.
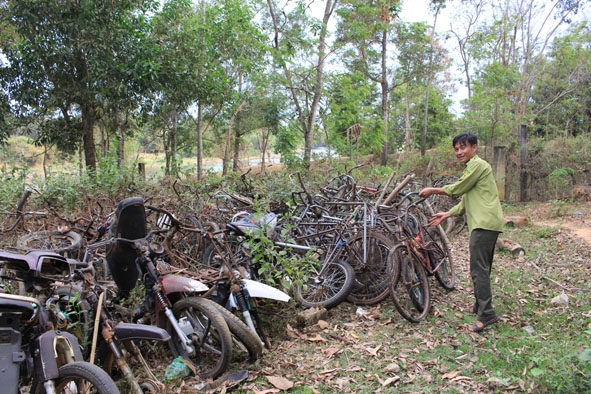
[428,212,451,227]
[419,187,445,198]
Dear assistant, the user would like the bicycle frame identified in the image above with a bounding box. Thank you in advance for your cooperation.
[401,198,450,276]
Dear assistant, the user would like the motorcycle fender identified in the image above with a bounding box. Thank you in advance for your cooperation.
[34,330,84,380]
[161,274,209,294]
[241,279,291,302]
[114,322,171,342]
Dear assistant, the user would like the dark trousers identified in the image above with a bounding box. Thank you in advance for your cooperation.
[469,229,500,321]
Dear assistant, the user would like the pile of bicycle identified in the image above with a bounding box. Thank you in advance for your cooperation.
[0,168,458,392]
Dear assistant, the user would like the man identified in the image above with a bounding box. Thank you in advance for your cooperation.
[419,133,504,332]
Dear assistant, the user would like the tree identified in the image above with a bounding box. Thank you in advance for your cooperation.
[0,0,159,175]
[266,0,337,168]
[420,0,445,156]
[392,20,450,151]
[336,0,401,165]
[530,23,591,138]
[455,0,585,145]
[323,71,383,158]
[449,0,487,107]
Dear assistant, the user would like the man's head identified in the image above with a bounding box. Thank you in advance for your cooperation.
[452,133,478,164]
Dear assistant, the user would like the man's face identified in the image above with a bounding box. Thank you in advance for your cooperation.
[454,141,477,164]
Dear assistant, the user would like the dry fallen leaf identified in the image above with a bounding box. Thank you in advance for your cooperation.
[442,370,462,379]
[450,376,473,383]
[253,388,281,394]
[317,319,329,329]
[324,346,340,358]
[265,375,294,390]
[380,376,401,386]
[365,344,382,357]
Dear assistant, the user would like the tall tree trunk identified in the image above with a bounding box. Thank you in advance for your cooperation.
[98,120,106,158]
[267,0,336,168]
[164,128,171,176]
[404,83,412,150]
[170,109,178,176]
[223,113,234,176]
[421,3,441,156]
[197,0,206,180]
[380,28,389,165]
[115,110,125,168]
[197,103,204,180]
[450,0,483,108]
[305,0,334,165]
[81,104,97,176]
[232,133,241,173]
[260,127,270,174]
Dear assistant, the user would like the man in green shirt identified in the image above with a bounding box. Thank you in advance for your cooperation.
[419,133,504,332]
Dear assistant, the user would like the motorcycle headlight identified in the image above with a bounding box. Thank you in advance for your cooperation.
[149,241,165,255]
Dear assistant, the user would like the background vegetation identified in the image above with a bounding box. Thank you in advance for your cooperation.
[0,0,589,198]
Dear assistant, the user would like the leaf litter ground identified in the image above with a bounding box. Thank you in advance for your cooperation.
[176,201,591,393]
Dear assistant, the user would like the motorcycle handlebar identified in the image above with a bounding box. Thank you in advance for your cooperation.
[109,229,168,247]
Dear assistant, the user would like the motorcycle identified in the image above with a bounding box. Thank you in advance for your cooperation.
[0,291,120,394]
[204,223,291,349]
[147,205,269,360]
[105,197,233,379]
[0,244,173,393]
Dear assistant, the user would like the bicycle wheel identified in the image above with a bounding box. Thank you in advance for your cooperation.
[346,231,394,305]
[295,259,355,309]
[33,361,120,394]
[18,230,83,257]
[208,300,264,362]
[425,227,456,290]
[389,244,431,323]
[168,296,232,379]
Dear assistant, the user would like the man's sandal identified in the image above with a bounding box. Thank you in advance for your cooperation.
[471,316,500,333]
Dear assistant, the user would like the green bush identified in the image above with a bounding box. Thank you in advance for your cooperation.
[548,167,575,199]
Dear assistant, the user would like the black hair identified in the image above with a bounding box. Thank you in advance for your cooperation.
[452,133,478,147]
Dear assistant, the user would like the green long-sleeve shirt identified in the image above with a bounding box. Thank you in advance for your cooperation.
[442,155,504,234]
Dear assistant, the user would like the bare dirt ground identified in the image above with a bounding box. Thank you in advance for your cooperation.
[528,201,591,244]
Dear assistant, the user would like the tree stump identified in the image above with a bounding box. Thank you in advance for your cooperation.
[496,238,525,256]
[504,216,528,227]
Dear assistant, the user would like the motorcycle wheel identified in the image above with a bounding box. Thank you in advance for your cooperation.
[54,286,93,356]
[168,297,232,379]
[208,301,264,361]
[17,230,83,258]
[33,361,120,394]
